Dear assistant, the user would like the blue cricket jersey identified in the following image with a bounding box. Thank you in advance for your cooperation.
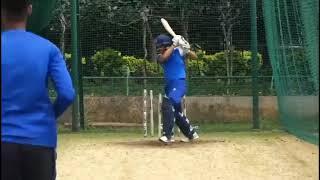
[161,48,186,80]
[1,29,75,148]
[159,47,188,102]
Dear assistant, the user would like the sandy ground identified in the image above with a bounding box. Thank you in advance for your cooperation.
[56,133,319,180]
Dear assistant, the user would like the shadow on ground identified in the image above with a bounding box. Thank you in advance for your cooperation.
[113,139,226,148]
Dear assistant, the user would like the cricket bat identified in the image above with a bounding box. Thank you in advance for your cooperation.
[161,18,176,37]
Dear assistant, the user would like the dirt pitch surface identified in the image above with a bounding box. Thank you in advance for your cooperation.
[57,132,319,180]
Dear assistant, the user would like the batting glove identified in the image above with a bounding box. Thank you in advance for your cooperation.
[172,35,182,47]
[179,37,191,54]
[182,47,191,55]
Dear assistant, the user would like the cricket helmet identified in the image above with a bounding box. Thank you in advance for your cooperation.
[155,34,172,49]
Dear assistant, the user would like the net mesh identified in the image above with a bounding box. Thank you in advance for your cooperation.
[263,0,319,144]
[43,0,273,96]
[38,0,319,143]
[27,0,57,33]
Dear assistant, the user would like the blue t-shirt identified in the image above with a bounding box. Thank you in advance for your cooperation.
[161,48,186,80]
[1,29,75,148]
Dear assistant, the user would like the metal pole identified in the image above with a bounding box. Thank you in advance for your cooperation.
[76,2,85,130]
[250,0,260,129]
[71,0,80,131]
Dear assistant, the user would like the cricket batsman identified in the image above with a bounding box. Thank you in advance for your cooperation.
[155,34,199,143]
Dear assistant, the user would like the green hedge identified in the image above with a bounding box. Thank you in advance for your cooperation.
[64,48,264,77]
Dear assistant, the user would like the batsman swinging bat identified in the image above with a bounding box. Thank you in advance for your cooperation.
[161,18,176,37]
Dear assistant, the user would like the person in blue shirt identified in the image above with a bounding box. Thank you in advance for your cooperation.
[155,34,199,143]
[1,0,75,179]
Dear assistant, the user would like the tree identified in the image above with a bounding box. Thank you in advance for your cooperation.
[58,0,71,54]
[160,0,213,41]
[218,0,240,92]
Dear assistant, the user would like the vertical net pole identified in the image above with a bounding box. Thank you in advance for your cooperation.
[71,0,80,131]
[77,3,85,130]
[250,0,260,129]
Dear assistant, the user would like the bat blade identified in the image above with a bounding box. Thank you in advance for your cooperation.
[161,18,176,37]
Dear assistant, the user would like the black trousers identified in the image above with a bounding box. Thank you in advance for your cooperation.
[1,142,56,180]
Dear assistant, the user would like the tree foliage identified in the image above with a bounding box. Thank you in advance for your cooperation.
[43,0,268,78]
[69,48,264,77]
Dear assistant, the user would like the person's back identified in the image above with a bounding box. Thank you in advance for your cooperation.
[1,1,75,179]
[2,29,74,147]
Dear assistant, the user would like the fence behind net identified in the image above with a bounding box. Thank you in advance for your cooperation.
[82,76,275,96]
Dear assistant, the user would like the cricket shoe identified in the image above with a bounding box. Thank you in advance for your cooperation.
[159,136,175,143]
[180,132,199,143]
